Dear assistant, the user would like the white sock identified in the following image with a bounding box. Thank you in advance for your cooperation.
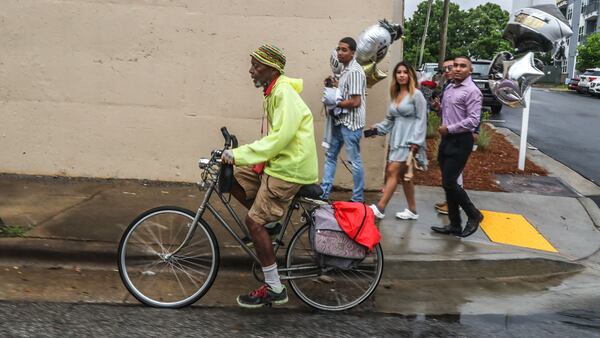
[262,263,283,293]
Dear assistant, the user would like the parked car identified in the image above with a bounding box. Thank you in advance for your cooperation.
[568,77,580,90]
[471,59,503,115]
[577,68,600,94]
[589,78,600,97]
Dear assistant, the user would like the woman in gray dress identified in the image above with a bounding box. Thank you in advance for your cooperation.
[368,61,427,220]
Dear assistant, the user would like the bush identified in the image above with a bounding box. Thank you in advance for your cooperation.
[481,110,491,122]
[475,125,492,151]
[427,111,441,139]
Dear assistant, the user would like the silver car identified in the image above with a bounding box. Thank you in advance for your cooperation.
[589,78,600,97]
[577,68,600,94]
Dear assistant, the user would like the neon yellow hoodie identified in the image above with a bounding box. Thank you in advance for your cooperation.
[232,75,318,185]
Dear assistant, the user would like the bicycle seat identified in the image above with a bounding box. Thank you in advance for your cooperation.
[295,184,323,199]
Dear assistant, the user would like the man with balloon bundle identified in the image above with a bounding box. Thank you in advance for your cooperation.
[320,37,367,203]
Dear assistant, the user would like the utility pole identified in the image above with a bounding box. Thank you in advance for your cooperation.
[438,0,450,68]
[390,0,405,66]
[418,0,434,69]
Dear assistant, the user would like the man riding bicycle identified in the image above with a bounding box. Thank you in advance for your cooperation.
[220,44,319,308]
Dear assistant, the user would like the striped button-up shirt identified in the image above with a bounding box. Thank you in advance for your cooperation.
[334,58,366,131]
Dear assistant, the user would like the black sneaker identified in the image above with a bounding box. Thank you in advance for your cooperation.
[236,284,288,308]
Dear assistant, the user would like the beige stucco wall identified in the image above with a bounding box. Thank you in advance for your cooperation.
[0,0,403,189]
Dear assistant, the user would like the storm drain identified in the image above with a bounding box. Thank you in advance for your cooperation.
[495,174,580,197]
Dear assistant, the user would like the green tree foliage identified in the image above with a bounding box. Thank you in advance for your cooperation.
[461,3,512,60]
[577,32,600,72]
[404,1,511,66]
[404,0,462,65]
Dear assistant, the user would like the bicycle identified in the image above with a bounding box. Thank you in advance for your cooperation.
[117,127,384,311]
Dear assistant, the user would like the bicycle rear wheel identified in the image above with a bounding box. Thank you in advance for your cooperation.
[118,206,219,308]
[285,223,383,311]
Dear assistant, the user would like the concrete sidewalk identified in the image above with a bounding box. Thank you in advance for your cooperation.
[1,170,598,281]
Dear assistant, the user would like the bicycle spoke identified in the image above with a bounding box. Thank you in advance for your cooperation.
[178,242,212,257]
[173,256,212,271]
[172,258,210,277]
[169,262,188,298]
[119,208,218,308]
[131,257,165,272]
[170,260,201,289]
[129,232,162,256]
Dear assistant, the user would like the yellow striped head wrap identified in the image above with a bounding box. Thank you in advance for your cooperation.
[251,44,286,74]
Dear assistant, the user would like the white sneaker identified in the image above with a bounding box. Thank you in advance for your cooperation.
[369,204,385,219]
[395,209,419,220]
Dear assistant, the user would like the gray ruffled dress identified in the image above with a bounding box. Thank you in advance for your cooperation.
[375,89,428,169]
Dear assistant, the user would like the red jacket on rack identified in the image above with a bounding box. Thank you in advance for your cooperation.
[331,201,381,250]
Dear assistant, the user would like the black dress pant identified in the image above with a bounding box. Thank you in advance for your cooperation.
[438,132,480,226]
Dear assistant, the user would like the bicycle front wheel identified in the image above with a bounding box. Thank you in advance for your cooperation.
[118,206,219,308]
[285,223,384,311]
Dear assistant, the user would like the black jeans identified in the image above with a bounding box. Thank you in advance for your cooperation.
[438,132,480,226]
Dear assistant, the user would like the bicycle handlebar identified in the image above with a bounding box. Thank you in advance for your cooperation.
[220,127,232,148]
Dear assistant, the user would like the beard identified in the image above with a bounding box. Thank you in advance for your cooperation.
[253,78,267,88]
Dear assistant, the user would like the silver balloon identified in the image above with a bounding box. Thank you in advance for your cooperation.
[355,19,403,65]
[490,52,545,108]
[490,79,525,108]
[489,51,513,79]
[329,49,343,75]
[503,5,573,53]
[552,41,568,61]
[507,52,545,94]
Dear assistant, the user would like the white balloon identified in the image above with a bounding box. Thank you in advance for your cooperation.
[329,49,343,75]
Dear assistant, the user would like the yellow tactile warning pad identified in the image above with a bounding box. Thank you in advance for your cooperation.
[480,210,558,253]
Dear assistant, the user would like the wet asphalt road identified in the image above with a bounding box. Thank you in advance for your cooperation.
[497,89,600,187]
[1,300,600,338]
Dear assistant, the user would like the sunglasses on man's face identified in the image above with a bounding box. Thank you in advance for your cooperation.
[444,66,453,72]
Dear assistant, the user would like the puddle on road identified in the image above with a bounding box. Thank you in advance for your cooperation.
[388,309,600,335]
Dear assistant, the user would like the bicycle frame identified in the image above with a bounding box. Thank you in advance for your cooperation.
[168,145,324,280]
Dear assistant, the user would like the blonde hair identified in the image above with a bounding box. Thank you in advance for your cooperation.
[389,61,418,102]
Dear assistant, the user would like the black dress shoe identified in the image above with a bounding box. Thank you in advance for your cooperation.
[460,213,484,238]
[431,225,462,235]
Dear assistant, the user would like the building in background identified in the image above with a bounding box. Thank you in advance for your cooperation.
[557,0,600,81]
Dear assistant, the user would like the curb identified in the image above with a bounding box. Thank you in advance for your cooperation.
[0,237,254,269]
[0,237,585,281]
[579,197,600,230]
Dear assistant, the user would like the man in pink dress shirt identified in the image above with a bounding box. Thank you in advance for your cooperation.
[431,56,484,238]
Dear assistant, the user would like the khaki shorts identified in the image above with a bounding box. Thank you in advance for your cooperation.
[234,166,301,225]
